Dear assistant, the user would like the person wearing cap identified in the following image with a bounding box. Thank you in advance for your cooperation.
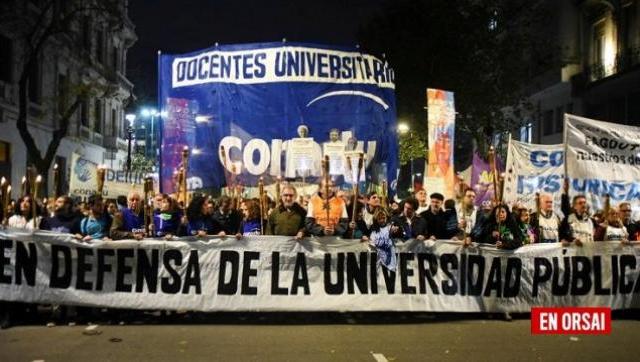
[419,192,449,239]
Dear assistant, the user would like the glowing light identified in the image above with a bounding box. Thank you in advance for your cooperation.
[195,115,210,123]
[398,123,409,134]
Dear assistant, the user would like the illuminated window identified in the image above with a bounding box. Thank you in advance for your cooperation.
[519,123,532,143]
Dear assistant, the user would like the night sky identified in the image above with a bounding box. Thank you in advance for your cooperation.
[127,0,386,104]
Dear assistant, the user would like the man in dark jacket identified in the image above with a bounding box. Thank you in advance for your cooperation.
[619,202,639,241]
[39,196,81,234]
[419,193,449,239]
[391,197,427,240]
[212,196,241,235]
[267,184,306,240]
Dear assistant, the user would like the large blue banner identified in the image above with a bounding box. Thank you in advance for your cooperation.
[158,42,397,193]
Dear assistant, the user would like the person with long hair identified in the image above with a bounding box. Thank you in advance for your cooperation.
[152,194,182,238]
[364,209,399,271]
[186,195,223,237]
[236,199,263,237]
[472,204,523,249]
[515,207,536,244]
[594,207,629,242]
[8,195,42,229]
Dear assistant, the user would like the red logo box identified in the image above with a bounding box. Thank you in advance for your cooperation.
[531,307,611,335]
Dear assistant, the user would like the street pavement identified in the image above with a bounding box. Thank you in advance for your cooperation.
[1,312,640,361]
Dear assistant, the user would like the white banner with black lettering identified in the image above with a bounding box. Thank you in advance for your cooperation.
[1,229,640,312]
[565,114,640,209]
[503,139,564,213]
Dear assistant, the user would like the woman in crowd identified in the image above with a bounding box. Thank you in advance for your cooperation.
[8,195,42,230]
[75,195,111,242]
[236,199,263,237]
[186,195,223,237]
[152,194,183,239]
[594,207,629,242]
[106,199,119,219]
[515,207,536,244]
[363,209,399,271]
[472,204,523,249]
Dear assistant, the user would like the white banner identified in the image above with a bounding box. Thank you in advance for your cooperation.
[2,230,640,312]
[565,114,640,209]
[69,153,143,198]
[171,46,395,89]
[503,140,564,213]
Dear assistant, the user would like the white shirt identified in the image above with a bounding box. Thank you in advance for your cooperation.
[455,204,477,235]
[416,204,429,215]
[568,213,594,243]
[8,214,42,230]
[604,225,628,242]
[538,212,560,243]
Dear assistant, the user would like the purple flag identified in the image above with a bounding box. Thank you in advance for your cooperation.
[470,152,503,207]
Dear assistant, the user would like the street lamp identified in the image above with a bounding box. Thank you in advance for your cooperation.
[125,113,136,174]
[398,123,409,135]
[141,107,158,159]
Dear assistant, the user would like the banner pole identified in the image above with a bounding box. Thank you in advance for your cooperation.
[157,50,164,194]
[563,113,569,200]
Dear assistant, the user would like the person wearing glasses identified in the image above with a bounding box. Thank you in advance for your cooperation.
[560,179,595,245]
[619,202,639,241]
[267,184,306,240]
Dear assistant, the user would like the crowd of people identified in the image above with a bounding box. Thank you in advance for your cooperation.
[1,178,639,328]
[3,178,639,247]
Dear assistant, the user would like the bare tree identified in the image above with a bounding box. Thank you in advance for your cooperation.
[1,0,129,193]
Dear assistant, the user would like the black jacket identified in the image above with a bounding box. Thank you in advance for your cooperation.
[391,214,428,240]
[419,208,448,239]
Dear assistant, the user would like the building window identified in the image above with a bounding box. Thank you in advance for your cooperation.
[111,108,117,136]
[0,141,11,182]
[27,59,41,103]
[542,110,553,136]
[80,98,89,127]
[94,99,102,133]
[555,106,563,134]
[95,29,104,63]
[0,34,12,83]
[112,46,119,72]
[57,73,67,115]
[621,4,635,61]
[519,122,533,143]
[82,17,91,52]
[592,21,605,68]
